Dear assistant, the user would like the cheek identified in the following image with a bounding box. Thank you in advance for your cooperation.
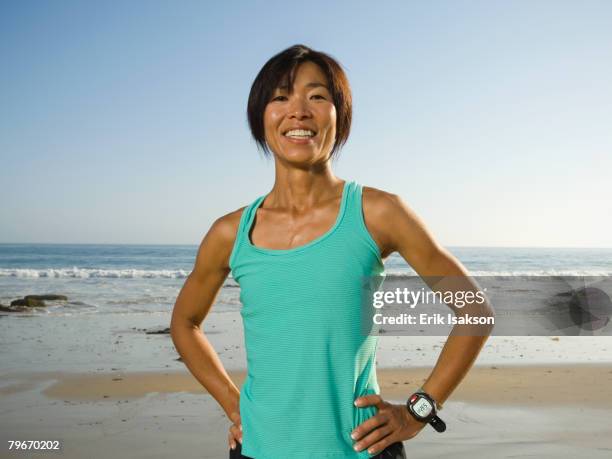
[263,114,279,142]
[321,107,337,137]
[323,104,337,124]
[264,106,283,125]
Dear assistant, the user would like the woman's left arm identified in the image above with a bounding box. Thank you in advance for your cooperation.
[351,189,495,454]
[373,189,496,409]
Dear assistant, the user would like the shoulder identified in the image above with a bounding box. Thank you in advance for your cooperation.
[195,205,248,271]
[361,185,401,216]
[361,184,440,259]
[361,184,425,229]
[208,206,247,244]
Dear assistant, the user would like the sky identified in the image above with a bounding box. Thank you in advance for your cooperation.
[1,0,611,247]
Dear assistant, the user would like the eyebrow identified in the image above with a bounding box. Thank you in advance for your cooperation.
[277,81,329,91]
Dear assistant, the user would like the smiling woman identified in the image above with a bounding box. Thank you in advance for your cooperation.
[170,43,494,459]
[247,45,352,161]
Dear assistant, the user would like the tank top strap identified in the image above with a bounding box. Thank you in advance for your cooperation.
[242,194,267,238]
[344,180,359,215]
[340,180,383,258]
[341,179,365,228]
[229,194,266,271]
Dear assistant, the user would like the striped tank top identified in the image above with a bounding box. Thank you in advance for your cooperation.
[229,180,386,459]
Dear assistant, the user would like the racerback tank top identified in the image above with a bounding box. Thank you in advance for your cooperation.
[229,180,386,459]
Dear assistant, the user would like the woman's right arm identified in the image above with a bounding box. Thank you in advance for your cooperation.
[170,209,244,422]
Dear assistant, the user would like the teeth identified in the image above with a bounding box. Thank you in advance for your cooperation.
[285,129,315,137]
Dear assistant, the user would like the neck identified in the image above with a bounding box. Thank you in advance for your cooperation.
[265,164,344,212]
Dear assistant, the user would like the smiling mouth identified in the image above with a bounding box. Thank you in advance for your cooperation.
[283,129,317,139]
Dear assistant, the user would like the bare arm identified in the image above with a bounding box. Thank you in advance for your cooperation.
[169,209,244,420]
[364,188,495,408]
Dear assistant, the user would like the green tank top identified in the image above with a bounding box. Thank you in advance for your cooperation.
[229,180,386,459]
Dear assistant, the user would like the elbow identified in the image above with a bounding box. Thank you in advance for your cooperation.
[169,320,180,344]
[169,309,180,340]
[170,315,191,345]
[169,315,197,342]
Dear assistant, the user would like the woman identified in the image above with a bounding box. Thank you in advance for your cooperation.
[170,44,494,459]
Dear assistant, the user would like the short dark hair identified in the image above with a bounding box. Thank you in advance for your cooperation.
[247,44,352,161]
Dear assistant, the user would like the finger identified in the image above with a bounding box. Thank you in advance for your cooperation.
[234,416,243,432]
[354,394,382,408]
[351,411,390,440]
[354,427,395,454]
[230,425,243,444]
[228,432,235,450]
[364,435,395,455]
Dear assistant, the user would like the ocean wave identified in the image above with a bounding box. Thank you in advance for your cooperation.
[1,267,610,281]
[384,269,612,277]
[0,267,192,279]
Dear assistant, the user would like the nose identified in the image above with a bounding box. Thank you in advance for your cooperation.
[288,96,312,119]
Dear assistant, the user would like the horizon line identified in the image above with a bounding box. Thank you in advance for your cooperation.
[0,242,611,250]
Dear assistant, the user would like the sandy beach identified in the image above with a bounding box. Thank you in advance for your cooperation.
[2,364,612,458]
[2,307,612,458]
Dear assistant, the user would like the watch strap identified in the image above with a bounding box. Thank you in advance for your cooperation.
[429,415,447,432]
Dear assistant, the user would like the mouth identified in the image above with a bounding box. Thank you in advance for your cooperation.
[282,128,317,139]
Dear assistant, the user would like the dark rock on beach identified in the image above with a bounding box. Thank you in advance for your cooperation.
[145,327,171,335]
[1,303,36,312]
[25,294,68,301]
[11,297,46,307]
[3,293,69,311]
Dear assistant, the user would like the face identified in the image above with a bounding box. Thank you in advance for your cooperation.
[263,61,337,164]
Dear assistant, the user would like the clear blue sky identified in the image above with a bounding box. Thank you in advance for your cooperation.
[1,0,610,247]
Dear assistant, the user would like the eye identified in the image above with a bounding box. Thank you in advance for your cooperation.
[271,94,326,102]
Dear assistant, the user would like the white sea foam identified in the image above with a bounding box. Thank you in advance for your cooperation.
[0,267,192,279]
[384,269,612,277]
[2,267,611,279]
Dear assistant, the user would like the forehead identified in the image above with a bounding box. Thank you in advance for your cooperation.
[276,61,330,91]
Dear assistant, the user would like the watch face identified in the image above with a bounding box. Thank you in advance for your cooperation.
[412,397,433,418]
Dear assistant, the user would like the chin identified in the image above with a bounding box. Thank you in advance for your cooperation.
[282,149,328,165]
[281,150,316,161]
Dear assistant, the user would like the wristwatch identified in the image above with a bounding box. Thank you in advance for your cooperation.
[416,386,443,411]
[406,390,446,432]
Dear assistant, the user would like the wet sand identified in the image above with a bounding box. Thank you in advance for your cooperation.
[2,364,612,458]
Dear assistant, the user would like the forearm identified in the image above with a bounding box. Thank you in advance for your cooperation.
[170,321,240,418]
[417,251,495,407]
[419,332,491,408]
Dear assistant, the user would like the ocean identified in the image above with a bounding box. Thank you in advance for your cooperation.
[1,243,611,373]
[1,243,611,317]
